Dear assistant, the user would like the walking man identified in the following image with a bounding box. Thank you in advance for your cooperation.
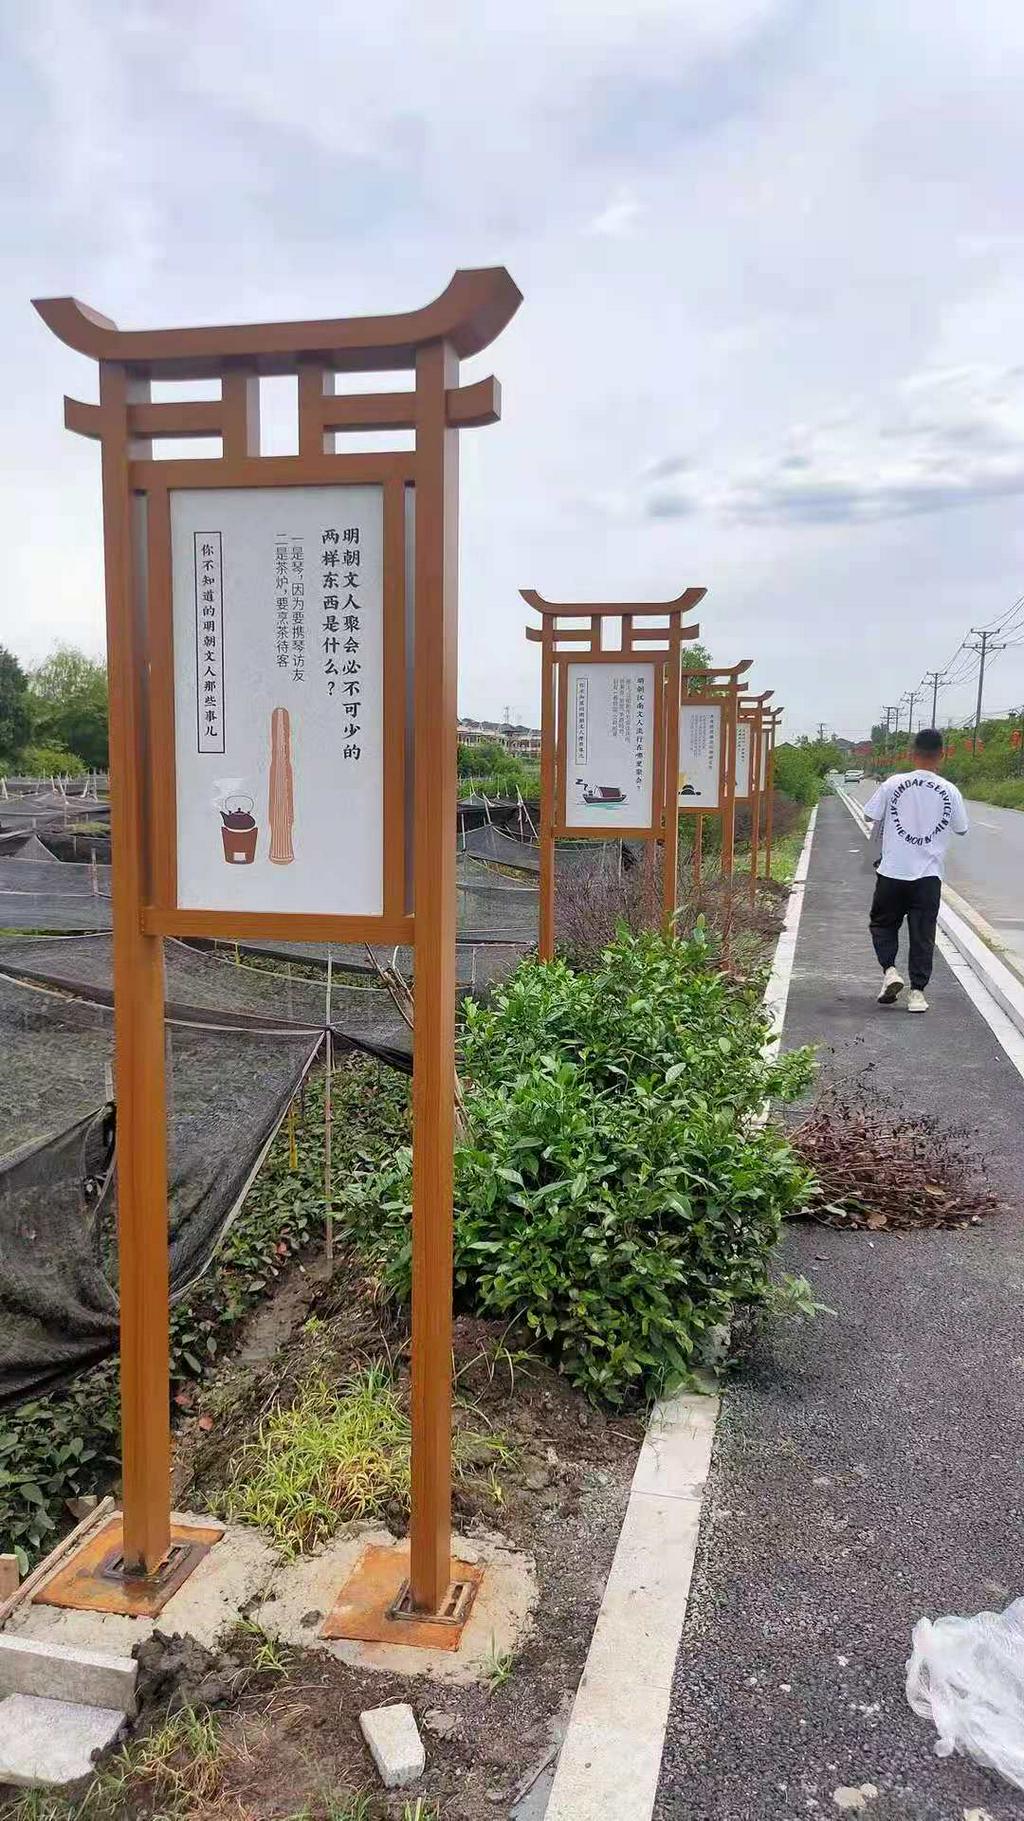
[862,728,968,1013]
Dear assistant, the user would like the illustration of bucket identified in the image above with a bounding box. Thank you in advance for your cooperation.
[220,795,257,864]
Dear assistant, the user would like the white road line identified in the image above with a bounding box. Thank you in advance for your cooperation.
[544,808,820,1821]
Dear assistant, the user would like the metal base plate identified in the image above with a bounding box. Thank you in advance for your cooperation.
[321,1544,483,1650]
[33,1517,221,1617]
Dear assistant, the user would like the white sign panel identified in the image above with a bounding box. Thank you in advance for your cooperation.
[678,703,722,810]
[735,720,753,799]
[760,730,769,791]
[172,485,384,916]
[565,661,655,829]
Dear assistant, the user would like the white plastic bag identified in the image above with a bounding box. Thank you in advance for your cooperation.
[906,1598,1024,1790]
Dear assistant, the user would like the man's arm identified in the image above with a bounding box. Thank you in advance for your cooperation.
[951,789,969,836]
[862,781,888,823]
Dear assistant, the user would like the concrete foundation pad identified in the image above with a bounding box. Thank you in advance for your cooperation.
[255,1526,538,1685]
[0,1692,125,1788]
[6,1515,278,1658]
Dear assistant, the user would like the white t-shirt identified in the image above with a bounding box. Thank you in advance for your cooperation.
[862,770,968,881]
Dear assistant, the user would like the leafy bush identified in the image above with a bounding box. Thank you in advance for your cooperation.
[344,931,816,1406]
[15,743,87,777]
[771,744,821,806]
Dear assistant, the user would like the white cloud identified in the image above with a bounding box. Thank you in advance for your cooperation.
[4,0,1024,739]
[586,186,643,238]
[640,366,1024,525]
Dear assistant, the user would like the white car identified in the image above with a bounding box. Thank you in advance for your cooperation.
[845,767,864,782]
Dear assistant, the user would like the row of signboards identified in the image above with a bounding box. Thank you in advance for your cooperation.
[168,490,765,916]
[565,660,765,831]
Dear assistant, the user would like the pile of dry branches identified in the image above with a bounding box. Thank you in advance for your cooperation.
[790,1079,1003,1230]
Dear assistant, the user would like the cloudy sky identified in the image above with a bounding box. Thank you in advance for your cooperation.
[3,0,1024,739]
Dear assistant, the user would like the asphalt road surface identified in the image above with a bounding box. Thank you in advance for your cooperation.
[849,775,1024,966]
[655,797,1024,1821]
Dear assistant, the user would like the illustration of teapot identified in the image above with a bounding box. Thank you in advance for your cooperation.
[219,793,258,864]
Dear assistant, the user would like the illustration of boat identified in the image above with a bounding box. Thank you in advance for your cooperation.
[577,781,627,807]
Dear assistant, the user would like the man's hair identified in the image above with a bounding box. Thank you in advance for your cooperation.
[913,727,944,757]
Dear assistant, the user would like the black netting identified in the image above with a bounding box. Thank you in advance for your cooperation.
[0,1111,120,1403]
[461,824,541,872]
[0,979,320,1405]
[0,974,114,1157]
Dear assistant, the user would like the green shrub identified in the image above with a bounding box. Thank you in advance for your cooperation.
[14,744,87,777]
[771,744,820,806]
[344,930,816,1406]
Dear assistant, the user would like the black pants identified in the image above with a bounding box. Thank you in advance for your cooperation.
[869,872,942,989]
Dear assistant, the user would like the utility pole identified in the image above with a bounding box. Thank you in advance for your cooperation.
[882,704,898,759]
[964,628,1008,754]
[816,720,828,742]
[904,689,918,737]
[922,669,945,729]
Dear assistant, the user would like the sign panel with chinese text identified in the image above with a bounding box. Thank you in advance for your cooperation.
[678,702,722,810]
[564,661,656,830]
[171,485,384,915]
[735,720,753,799]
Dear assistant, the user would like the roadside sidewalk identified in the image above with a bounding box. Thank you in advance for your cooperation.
[654,795,1024,1820]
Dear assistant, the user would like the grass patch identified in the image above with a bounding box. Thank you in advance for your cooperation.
[4,1706,221,1819]
[215,1361,512,1554]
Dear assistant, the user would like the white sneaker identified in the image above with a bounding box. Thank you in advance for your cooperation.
[906,989,928,1013]
[877,967,904,1005]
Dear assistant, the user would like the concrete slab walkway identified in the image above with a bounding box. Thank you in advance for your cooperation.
[654,796,1024,1821]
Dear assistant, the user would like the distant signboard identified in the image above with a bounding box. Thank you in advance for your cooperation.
[678,702,722,811]
[735,720,753,800]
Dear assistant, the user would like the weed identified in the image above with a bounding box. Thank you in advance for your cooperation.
[484,1633,515,1694]
[4,1708,222,1820]
[281,1796,373,1821]
[215,1362,509,1554]
[235,1616,290,1677]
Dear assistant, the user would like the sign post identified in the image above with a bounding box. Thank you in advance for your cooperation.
[676,662,752,894]
[736,691,774,905]
[762,707,784,880]
[523,590,705,957]
[35,269,521,1625]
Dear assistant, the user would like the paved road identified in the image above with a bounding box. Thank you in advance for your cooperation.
[655,797,1024,1820]
[849,776,1024,966]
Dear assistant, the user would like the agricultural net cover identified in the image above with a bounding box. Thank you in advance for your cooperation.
[0,969,320,1403]
[0,860,541,1403]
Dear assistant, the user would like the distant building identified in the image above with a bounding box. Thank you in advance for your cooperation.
[458,717,541,762]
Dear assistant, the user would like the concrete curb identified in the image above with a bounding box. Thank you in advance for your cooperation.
[543,810,820,1821]
[832,783,1024,1045]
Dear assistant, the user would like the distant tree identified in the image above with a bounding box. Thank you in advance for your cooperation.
[680,641,713,675]
[29,647,108,768]
[0,646,31,763]
[870,722,888,747]
[458,739,511,777]
[680,642,721,697]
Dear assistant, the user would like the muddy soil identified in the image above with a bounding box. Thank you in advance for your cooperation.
[163,1259,643,1819]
